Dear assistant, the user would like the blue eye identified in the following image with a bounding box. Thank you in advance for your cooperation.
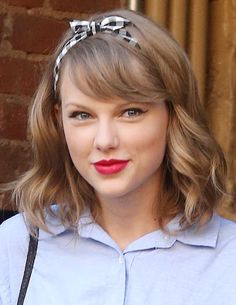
[123,108,145,118]
[69,111,91,120]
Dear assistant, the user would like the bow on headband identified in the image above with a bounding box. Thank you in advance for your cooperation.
[53,16,139,92]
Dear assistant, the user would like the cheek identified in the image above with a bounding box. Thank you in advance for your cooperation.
[138,131,167,164]
[63,124,92,161]
[123,120,168,158]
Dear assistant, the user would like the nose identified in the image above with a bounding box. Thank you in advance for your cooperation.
[93,119,119,151]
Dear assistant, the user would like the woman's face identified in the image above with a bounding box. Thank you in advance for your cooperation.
[59,67,169,201]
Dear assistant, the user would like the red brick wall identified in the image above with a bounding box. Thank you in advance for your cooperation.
[0,0,121,209]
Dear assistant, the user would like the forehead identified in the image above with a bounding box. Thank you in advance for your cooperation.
[57,36,167,105]
[60,68,109,107]
[59,65,167,116]
[59,47,142,100]
[60,65,138,108]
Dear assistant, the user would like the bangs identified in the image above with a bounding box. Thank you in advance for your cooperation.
[60,33,167,103]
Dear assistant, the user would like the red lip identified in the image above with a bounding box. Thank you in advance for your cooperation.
[94,159,128,165]
[93,159,129,175]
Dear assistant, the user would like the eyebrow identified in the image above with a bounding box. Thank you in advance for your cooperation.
[64,103,88,109]
[64,101,154,109]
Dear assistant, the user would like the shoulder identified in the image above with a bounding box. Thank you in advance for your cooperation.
[0,213,29,263]
[0,213,29,262]
[217,214,236,248]
[0,213,29,243]
[0,214,29,305]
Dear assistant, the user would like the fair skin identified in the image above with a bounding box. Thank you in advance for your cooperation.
[57,65,169,250]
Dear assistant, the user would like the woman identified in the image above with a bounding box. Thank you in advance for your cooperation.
[0,9,236,305]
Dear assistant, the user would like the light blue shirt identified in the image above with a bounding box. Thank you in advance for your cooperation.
[0,209,236,305]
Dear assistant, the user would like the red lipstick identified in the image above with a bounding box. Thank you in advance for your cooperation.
[93,159,129,175]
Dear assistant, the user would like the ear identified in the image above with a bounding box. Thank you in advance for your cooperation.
[54,103,60,117]
[54,103,63,127]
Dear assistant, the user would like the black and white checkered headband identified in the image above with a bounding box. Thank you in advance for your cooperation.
[53,16,140,92]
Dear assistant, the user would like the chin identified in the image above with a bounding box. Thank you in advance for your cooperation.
[95,185,133,200]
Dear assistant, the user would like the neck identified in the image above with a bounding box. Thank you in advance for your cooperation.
[94,175,163,251]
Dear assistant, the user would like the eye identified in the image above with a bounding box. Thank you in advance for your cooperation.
[69,111,91,120]
[122,108,146,118]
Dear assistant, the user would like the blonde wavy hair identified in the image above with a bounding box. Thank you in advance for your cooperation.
[4,9,227,231]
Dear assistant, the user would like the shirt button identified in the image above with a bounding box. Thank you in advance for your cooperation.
[118,255,124,264]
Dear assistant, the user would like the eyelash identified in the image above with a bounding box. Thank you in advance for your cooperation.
[68,108,147,120]
[69,111,91,120]
[122,108,147,118]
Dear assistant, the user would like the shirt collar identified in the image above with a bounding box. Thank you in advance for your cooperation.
[39,206,221,250]
[39,210,67,239]
[123,213,221,252]
[175,212,221,248]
